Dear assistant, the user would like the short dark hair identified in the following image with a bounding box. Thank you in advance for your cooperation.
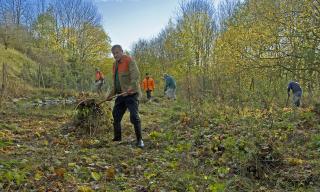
[146,73,149,76]
[111,45,123,52]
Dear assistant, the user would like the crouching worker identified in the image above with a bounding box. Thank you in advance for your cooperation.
[163,73,176,100]
[287,80,302,107]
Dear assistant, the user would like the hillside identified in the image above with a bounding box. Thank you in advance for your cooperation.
[0,45,38,97]
[0,45,38,78]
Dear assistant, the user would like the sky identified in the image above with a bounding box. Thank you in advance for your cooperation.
[94,0,180,51]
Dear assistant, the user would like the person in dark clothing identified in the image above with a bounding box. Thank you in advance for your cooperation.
[287,81,302,107]
[106,45,144,148]
[163,73,176,100]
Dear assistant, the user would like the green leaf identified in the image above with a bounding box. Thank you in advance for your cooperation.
[91,171,101,181]
[209,182,225,192]
[78,186,94,192]
[34,171,43,181]
[68,163,77,167]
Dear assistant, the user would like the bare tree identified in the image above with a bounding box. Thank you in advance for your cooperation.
[0,0,32,26]
[0,0,14,49]
[216,0,241,32]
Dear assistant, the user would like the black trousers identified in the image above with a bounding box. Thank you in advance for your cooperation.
[146,90,152,99]
[112,93,142,141]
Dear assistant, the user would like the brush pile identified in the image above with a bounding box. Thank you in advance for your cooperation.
[73,98,112,136]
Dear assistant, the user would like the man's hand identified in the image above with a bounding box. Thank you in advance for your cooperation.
[126,88,135,95]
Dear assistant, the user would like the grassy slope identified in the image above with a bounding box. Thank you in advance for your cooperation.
[0,45,75,98]
[0,45,37,79]
[0,45,38,96]
[0,98,320,191]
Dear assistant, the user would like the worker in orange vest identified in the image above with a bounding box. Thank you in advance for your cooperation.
[95,68,104,95]
[141,73,155,100]
[106,45,144,148]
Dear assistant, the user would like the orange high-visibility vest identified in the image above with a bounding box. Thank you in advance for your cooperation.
[142,77,155,91]
[96,71,104,81]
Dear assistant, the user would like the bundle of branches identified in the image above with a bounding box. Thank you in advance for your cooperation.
[313,103,320,115]
[73,98,112,136]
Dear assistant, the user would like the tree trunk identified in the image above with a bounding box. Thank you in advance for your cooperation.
[0,63,8,107]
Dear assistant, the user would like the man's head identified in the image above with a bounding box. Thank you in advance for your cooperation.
[162,73,168,80]
[96,68,100,72]
[146,73,149,79]
[290,79,298,84]
[111,45,123,62]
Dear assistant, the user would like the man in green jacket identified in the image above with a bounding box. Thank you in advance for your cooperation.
[106,45,144,148]
[164,73,176,100]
